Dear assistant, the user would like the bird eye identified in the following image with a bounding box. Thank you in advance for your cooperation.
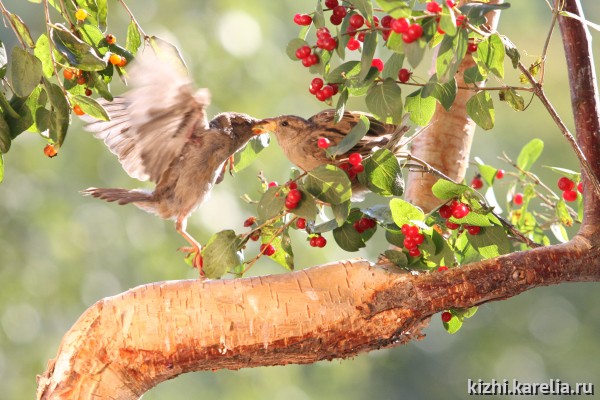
[281,121,289,127]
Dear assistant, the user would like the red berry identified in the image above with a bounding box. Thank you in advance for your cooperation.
[311,77,324,90]
[456,15,466,26]
[513,193,524,206]
[268,181,278,188]
[445,220,460,230]
[391,18,409,34]
[287,189,302,204]
[496,169,505,179]
[439,204,453,219]
[330,83,339,95]
[322,37,338,51]
[77,75,86,85]
[349,14,365,29]
[365,15,379,28]
[403,237,416,249]
[401,224,411,235]
[353,221,365,233]
[357,32,366,42]
[467,43,478,53]
[309,236,318,247]
[317,27,331,40]
[563,190,578,202]
[296,218,307,229]
[332,5,347,18]
[348,153,363,166]
[402,32,414,44]
[441,311,453,323]
[358,217,373,232]
[294,14,313,26]
[414,233,424,245]
[446,1,456,7]
[466,225,481,235]
[315,89,328,102]
[408,247,421,257]
[407,24,423,40]
[380,15,393,28]
[250,231,260,241]
[288,181,298,190]
[317,137,331,149]
[470,177,483,189]
[352,164,365,174]
[578,182,583,193]
[330,14,343,25]
[63,69,74,80]
[398,68,411,83]
[325,0,339,8]
[314,236,327,248]
[321,85,335,99]
[557,177,575,191]
[105,34,117,45]
[452,202,470,219]
[85,88,92,96]
[285,199,299,209]
[438,265,449,272]
[260,243,276,256]
[243,217,256,227]
[407,225,419,238]
[296,45,311,59]
[426,2,442,13]
[347,38,361,51]
[371,58,384,72]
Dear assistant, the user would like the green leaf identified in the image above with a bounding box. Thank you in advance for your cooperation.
[353,0,373,21]
[516,139,544,172]
[468,225,511,259]
[261,226,294,271]
[556,199,573,227]
[404,38,426,68]
[327,114,370,157]
[78,23,107,51]
[304,164,352,205]
[0,115,11,153]
[473,33,505,79]
[34,34,54,78]
[233,134,270,172]
[435,29,468,82]
[463,66,485,84]
[422,75,457,111]
[148,36,188,74]
[126,20,142,54]
[9,47,43,98]
[384,250,408,269]
[362,204,394,225]
[202,230,243,279]
[477,163,498,186]
[439,4,457,37]
[313,0,325,29]
[386,31,404,54]
[8,13,35,48]
[72,95,110,121]
[333,222,365,252]
[51,25,107,71]
[390,198,425,227]
[88,71,113,101]
[363,148,404,196]
[544,166,580,182]
[44,79,70,146]
[365,78,404,124]
[96,0,108,31]
[501,35,520,69]
[499,88,525,111]
[449,212,494,227]
[309,49,331,76]
[0,90,19,119]
[459,3,511,26]
[257,186,286,220]
[374,0,412,18]
[326,61,360,82]
[359,32,378,81]
[332,201,351,225]
[286,38,309,61]
[431,179,471,200]
[405,88,436,126]
[382,53,405,80]
[466,91,495,130]
[334,88,349,123]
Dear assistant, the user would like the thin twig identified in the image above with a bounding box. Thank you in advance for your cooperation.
[517,61,600,201]
[117,0,149,39]
[539,8,559,84]
[0,1,27,49]
[42,0,67,94]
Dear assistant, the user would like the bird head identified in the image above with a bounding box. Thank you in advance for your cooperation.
[252,116,310,140]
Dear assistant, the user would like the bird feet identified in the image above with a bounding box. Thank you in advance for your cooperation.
[177,246,206,279]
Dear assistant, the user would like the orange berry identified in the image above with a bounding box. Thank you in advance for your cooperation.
[118,57,127,67]
[109,53,122,65]
[73,105,85,116]
[75,8,88,21]
[63,69,74,80]
[43,144,58,158]
[105,34,117,45]
[77,75,86,85]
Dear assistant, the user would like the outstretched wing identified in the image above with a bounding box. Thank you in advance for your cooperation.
[84,50,210,183]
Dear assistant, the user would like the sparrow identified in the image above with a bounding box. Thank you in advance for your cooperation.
[81,51,261,275]
[253,110,409,197]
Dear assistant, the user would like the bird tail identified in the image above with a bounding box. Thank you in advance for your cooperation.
[81,187,153,206]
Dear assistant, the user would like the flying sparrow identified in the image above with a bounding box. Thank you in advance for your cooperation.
[253,110,408,197]
[81,51,261,275]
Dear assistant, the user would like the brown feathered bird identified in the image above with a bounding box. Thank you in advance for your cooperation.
[253,110,408,197]
[82,51,261,274]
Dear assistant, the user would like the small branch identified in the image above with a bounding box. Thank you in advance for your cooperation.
[117,0,149,39]
[517,61,600,201]
[0,1,27,49]
[539,6,559,83]
[42,0,67,95]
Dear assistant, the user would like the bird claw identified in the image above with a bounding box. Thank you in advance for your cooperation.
[177,246,205,278]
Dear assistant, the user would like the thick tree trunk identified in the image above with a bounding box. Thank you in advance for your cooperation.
[37,1,600,399]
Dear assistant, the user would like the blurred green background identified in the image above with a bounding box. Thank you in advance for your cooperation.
[1,1,599,399]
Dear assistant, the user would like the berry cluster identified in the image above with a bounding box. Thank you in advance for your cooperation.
[285,187,303,210]
[390,17,423,43]
[295,45,319,67]
[309,234,327,247]
[339,152,364,180]
[309,77,339,102]
[353,217,376,233]
[293,13,313,26]
[557,177,581,202]
[401,223,425,257]
[438,200,480,234]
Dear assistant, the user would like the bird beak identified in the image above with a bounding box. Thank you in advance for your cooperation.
[252,119,277,135]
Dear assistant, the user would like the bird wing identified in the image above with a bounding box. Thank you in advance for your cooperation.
[84,50,210,183]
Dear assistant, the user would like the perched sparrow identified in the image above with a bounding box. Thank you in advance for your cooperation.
[81,51,260,275]
[253,110,408,197]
